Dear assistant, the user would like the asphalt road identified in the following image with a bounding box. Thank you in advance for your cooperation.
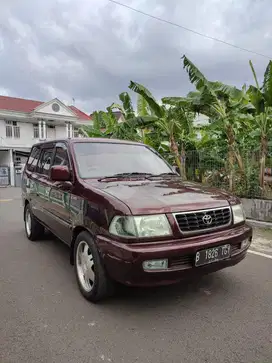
[0,188,271,363]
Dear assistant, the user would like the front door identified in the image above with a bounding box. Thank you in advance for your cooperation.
[47,126,56,140]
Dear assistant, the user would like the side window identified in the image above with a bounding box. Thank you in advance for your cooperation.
[52,146,69,168]
[37,148,54,176]
[26,147,41,172]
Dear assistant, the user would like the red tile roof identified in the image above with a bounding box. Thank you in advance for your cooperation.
[69,105,90,120]
[0,95,90,121]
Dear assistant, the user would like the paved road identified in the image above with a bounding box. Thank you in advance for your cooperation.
[0,188,271,363]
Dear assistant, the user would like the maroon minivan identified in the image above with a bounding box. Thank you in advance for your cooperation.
[22,138,252,302]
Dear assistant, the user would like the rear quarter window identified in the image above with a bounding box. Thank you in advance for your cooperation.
[26,146,41,172]
[37,148,54,175]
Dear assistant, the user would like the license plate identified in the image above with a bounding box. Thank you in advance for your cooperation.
[195,244,231,267]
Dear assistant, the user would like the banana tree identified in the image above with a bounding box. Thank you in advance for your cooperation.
[79,110,109,138]
[80,107,137,140]
[129,81,194,177]
[180,55,254,190]
[110,91,157,144]
[248,60,272,188]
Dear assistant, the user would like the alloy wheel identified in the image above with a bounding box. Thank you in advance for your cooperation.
[76,240,95,292]
[25,208,32,237]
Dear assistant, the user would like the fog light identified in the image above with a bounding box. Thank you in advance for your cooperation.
[241,239,251,250]
[143,259,168,271]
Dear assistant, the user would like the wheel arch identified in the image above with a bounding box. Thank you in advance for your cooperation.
[70,226,96,265]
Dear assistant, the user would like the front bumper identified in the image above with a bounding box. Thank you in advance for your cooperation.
[97,224,253,287]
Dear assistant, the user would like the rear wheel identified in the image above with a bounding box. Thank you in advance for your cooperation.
[74,231,114,302]
[24,204,44,241]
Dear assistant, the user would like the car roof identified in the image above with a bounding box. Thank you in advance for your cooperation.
[32,137,144,148]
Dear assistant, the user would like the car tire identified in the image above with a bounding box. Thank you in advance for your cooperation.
[24,203,45,241]
[74,231,115,302]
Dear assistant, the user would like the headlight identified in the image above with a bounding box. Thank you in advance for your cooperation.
[232,204,246,224]
[109,214,172,238]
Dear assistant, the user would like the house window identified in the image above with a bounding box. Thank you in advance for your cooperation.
[73,128,79,138]
[5,121,20,138]
[6,121,12,138]
[33,124,39,139]
[13,126,20,138]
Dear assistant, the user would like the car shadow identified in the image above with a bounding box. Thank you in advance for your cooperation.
[33,230,240,310]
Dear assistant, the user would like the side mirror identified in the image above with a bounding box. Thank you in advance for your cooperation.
[50,165,71,182]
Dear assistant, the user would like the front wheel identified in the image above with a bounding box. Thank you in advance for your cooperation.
[24,204,44,241]
[74,231,114,302]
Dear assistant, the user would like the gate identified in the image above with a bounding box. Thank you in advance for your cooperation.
[0,166,10,186]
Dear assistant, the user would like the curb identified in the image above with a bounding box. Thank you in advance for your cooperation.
[246,219,272,229]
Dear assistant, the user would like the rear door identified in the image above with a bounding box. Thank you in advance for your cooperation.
[46,142,73,244]
[34,144,55,226]
[22,145,42,218]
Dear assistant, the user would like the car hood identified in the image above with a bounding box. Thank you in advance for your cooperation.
[85,177,235,215]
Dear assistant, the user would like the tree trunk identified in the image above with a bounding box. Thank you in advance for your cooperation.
[259,134,267,189]
[227,125,244,174]
[234,150,244,174]
[170,135,183,176]
[228,147,234,192]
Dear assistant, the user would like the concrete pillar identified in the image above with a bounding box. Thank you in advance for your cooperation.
[39,120,47,140]
[66,123,73,138]
[9,148,15,186]
[38,120,42,140]
[42,120,46,140]
[70,123,73,138]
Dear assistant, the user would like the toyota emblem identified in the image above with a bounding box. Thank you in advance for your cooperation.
[202,214,213,225]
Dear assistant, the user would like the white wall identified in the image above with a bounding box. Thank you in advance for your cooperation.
[0,120,34,148]
[0,120,70,148]
[194,114,209,126]
[55,125,67,139]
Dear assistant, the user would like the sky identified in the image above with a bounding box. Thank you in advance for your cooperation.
[0,0,271,115]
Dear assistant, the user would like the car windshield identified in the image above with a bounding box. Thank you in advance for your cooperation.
[73,142,173,179]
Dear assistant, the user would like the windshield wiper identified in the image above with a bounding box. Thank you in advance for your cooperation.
[147,172,179,179]
[98,172,153,181]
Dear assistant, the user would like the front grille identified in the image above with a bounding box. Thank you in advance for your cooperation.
[174,207,231,233]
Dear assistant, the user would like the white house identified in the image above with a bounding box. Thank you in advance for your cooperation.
[0,95,91,186]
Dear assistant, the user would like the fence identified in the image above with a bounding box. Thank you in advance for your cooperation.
[175,148,272,200]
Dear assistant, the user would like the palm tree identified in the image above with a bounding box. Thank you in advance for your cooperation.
[248,60,272,188]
